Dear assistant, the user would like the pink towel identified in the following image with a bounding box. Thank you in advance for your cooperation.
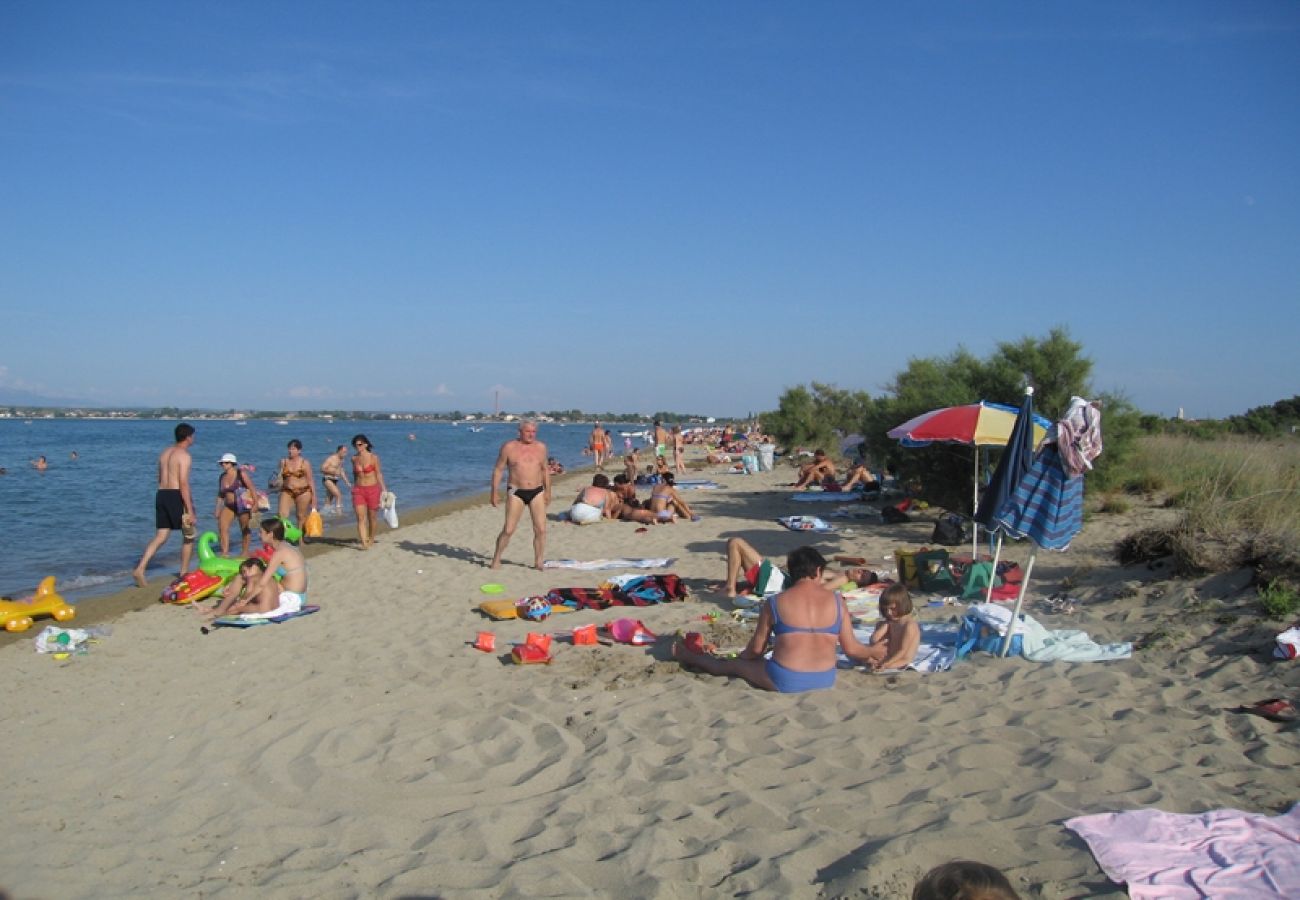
[1065,803,1300,898]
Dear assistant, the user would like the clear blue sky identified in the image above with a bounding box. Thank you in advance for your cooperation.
[2,1,1297,419]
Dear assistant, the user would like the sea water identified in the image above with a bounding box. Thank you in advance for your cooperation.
[0,418,597,601]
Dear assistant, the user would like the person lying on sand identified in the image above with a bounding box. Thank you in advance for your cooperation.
[841,462,881,492]
[673,546,883,694]
[723,536,875,598]
[610,475,657,525]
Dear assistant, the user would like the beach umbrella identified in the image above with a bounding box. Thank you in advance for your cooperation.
[987,402,1098,656]
[972,388,1038,607]
[887,401,1051,555]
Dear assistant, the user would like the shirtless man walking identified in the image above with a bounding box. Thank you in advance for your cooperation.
[489,420,551,570]
[133,422,196,587]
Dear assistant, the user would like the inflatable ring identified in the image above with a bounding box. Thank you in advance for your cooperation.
[1,576,76,632]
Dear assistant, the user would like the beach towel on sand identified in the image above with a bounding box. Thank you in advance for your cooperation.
[837,623,958,673]
[213,605,321,628]
[777,516,835,532]
[544,558,676,571]
[1065,802,1300,899]
[546,574,688,611]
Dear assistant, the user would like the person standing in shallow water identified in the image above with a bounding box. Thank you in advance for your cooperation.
[133,423,196,586]
[489,420,550,570]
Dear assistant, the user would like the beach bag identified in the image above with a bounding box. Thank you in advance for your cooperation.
[234,487,255,514]
[895,549,920,588]
[955,614,1023,659]
[915,549,956,593]
[931,513,968,546]
[304,508,323,538]
[380,491,399,529]
[882,504,911,524]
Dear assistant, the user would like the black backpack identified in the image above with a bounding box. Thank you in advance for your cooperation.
[931,513,968,546]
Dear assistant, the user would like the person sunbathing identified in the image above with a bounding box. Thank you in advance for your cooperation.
[569,474,615,525]
[794,449,836,488]
[672,546,882,693]
[842,462,881,492]
[722,536,874,598]
[648,472,696,523]
[611,475,656,525]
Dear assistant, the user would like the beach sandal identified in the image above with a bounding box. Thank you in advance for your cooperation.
[1237,698,1297,723]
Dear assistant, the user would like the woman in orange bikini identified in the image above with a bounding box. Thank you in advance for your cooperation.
[276,439,317,542]
[350,433,388,549]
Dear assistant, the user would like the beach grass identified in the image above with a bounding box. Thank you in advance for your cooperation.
[1122,435,1300,596]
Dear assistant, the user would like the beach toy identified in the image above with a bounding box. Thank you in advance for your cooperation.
[197,532,276,579]
[524,632,553,653]
[478,599,573,621]
[511,642,553,665]
[160,570,225,605]
[1,577,76,633]
[572,624,598,645]
[682,632,717,655]
[283,521,303,543]
[473,631,496,652]
[479,583,505,595]
[517,596,552,622]
[607,618,657,646]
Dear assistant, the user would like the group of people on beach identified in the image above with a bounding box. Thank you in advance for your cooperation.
[131,424,391,589]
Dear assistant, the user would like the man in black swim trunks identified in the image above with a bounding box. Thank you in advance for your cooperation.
[489,420,551,570]
[133,422,196,587]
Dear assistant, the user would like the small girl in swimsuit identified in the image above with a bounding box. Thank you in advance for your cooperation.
[862,583,921,671]
[199,557,278,620]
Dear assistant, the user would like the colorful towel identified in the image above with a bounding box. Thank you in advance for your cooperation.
[777,516,835,533]
[547,574,689,611]
[789,491,863,502]
[543,558,676,571]
[1065,803,1300,898]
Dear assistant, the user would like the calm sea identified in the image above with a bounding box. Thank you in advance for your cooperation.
[0,418,601,601]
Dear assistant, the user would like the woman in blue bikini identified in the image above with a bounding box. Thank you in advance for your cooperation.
[672,546,881,693]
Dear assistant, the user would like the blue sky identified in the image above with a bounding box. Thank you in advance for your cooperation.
[2,1,1296,419]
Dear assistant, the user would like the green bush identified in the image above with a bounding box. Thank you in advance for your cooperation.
[1260,581,1300,619]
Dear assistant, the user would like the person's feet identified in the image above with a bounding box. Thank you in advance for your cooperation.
[132,568,147,588]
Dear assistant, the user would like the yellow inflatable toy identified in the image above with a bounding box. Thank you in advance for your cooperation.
[1,577,77,632]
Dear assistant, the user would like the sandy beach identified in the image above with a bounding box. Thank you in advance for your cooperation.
[2,461,1296,898]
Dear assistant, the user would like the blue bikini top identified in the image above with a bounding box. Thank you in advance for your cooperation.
[769,593,842,635]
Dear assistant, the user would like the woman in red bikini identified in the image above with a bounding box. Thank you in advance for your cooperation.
[350,433,387,550]
[276,439,317,543]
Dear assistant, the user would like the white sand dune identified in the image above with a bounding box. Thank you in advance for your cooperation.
[2,467,1296,898]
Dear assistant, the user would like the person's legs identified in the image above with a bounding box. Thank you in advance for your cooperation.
[278,490,293,521]
[294,491,312,543]
[490,495,527,568]
[724,537,763,597]
[201,573,248,618]
[354,499,371,548]
[133,529,170,586]
[324,480,341,511]
[217,506,235,556]
[180,533,194,575]
[671,640,776,690]
[527,495,548,570]
[237,512,252,557]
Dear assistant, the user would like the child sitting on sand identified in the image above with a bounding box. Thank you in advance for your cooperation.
[198,518,307,620]
[912,860,1020,900]
[860,583,921,672]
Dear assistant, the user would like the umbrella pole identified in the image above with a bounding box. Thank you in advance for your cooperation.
[983,534,1004,605]
[972,447,980,560]
[999,546,1038,657]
